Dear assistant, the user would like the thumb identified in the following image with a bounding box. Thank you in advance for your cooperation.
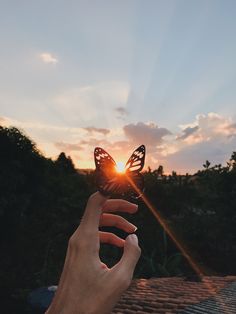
[116,234,141,278]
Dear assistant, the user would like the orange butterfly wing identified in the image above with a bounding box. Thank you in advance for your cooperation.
[94,145,145,197]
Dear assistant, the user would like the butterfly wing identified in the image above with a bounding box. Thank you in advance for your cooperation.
[125,145,146,196]
[94,147,116,172]
[125,145,145,173]
[94,147,117,195]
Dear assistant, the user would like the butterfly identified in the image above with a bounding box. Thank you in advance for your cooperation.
[94,145,145,198]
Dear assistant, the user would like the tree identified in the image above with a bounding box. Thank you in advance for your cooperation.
[203,160,211,169]
[153,165,164,177]
[55,152,76,174]
[157,165,164,176]
[229,151,236,170]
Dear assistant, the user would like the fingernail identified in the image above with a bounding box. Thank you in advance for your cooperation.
[133,226,138,232]
[128,233,138,244]
[129,223,137,232]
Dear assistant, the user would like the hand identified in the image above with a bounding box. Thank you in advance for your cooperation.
[46,192,141,314]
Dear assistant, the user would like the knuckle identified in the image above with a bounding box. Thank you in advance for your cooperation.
[81,228,94,239]
[88,192,97,203]
[68,234,87,251]
[87,192,105,207]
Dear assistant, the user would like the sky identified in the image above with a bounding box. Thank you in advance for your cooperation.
[0,0,236,173]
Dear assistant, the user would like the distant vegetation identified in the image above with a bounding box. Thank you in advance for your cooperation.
[0,125,236,312]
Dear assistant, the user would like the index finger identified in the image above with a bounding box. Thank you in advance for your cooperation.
[79,192,108,232]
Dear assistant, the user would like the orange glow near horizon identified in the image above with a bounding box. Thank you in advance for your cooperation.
[115,161,126,173]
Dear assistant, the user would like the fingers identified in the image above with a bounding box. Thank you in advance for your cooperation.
[112,234,141,282]
[99,231,125,247]
[102,199,138,214]
[80,194,138,233]
[76,193,138,255]
[99,213,137,233]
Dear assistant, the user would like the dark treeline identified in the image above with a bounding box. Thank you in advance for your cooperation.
[0,126,236,312]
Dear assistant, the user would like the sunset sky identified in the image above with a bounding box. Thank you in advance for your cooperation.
[1,0,236,173]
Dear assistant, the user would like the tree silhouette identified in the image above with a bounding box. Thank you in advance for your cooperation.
[203,160,211,169]
[55,152,76,174]
[229,151,236,170]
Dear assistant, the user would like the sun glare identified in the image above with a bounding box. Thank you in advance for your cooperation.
[116,161,126,173]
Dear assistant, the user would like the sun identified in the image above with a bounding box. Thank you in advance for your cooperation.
[115,161,126,173]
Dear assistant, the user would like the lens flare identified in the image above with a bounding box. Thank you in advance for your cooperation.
[116,161,126,173]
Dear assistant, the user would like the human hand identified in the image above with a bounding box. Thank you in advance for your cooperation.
[45,192,141,314]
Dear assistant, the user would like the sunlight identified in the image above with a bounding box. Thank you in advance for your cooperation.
[115,161,126,173]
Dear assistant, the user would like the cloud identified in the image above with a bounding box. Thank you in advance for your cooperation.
[115,106,128,116]
[115,106,129,120]
[83,127,110,135]
[115,106,128,115]
[0,116,5,124]
[79,137,111,148]
[161,113,236,173]
[177,126,199,140]
[224,123,236,138]
[123,122,172,147]
[39,52,58,64]
[228,123,236,129]
[177,113,236,144]
[55,142,82,153]
[164,137,236,174]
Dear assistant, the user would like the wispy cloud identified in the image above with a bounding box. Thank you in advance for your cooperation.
[55,142,82,152]
[83,127,110,135]
[177,126,199,140]
[115,106,129,120]
[115,106,128,115]
[52,81,130,125]
[39,52,58,64]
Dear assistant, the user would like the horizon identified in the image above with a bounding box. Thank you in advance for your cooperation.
[1,0,236,174]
